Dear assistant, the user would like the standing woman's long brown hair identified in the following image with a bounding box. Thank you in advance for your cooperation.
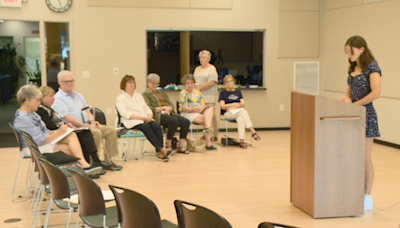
[345,35,376,72]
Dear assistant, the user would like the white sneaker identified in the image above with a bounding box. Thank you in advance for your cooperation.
[364,194,373,210]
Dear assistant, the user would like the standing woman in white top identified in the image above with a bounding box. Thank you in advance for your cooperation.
[116,75,170,162]
[193,50,219,141]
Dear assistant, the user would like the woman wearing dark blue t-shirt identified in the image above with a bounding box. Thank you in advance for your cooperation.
[219,75,260,148]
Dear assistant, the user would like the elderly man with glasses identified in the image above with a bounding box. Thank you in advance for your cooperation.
[52,70,123,171]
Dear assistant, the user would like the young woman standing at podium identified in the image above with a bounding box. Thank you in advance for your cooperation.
[342,35,381,211]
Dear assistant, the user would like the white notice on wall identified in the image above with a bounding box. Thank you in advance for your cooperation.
[1,0,22,7]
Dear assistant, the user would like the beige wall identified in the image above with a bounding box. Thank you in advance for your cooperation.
[320,0,400,144]
[1,0,398,144]
[278,0,320,58]
[0,0,294,129]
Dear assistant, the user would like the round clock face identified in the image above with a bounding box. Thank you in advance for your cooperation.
[46,0,72,13]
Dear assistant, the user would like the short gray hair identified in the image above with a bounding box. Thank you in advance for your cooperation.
[147,73,160,83]
[198,50,211,58]
[57,70,75,82]
[181,74,195,85]
[16,84,42,105]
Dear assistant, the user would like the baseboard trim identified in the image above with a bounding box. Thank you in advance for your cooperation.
[374,139,400,150]
[218,127,290,132]
[216,129,400,150]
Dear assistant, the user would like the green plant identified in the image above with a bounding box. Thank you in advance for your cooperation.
[26,71,42,86]
[0,41,27,93]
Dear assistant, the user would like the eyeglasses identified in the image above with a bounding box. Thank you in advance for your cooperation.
[151,82,160,85]
[60,80,75,84]
[127,81,135,84]
[32,98,41,102]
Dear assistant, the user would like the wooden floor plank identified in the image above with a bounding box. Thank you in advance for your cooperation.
[1,131,399,228]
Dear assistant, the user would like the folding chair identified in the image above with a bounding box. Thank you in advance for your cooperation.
[9,121,34,199]
[109,185,178,228]
[258,222,300,228]
[39,159,79,228]
[67,168,118,228]
[174,200,232,228]
[115,106,149,160]
[220,116,253,147]
[87,106,115,170]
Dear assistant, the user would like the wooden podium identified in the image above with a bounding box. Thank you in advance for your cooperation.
[290,92,366,218]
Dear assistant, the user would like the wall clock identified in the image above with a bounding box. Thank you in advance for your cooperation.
[46,0,72,13]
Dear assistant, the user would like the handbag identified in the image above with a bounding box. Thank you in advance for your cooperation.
[43,151,80,165]
[186,138,206,152]
[220,137,241,146]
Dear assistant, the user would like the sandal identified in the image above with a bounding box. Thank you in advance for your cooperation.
[166,147,175,157]
[240,142,248,149]
[252,133,261,141]
[157,151,169,162]
[177,147,190,154]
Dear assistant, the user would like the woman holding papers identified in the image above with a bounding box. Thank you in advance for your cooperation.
[116,75,170,162]
[342,36,381,211]
[219,74,260,149]
[13,85,100,174]
[37,86,104,168]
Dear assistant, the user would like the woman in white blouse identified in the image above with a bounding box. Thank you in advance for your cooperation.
[116,75,169,162]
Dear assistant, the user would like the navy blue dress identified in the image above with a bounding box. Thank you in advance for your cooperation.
[347,61,381,138]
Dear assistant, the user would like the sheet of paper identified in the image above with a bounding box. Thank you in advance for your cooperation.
[50,127,74,145]
[66,190,115,204]
[74,126,90,131]
[229,108,244,115]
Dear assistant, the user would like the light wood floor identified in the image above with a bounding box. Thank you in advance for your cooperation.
[1,131,399,228]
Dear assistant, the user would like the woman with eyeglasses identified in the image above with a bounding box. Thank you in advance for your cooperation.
[13,84,100,174]
[116,75,170,162]
[178,74,217,150]
[219,74,260,149]
[143,73,190,154]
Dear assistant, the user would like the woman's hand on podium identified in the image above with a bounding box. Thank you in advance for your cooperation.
[342,96,352,103]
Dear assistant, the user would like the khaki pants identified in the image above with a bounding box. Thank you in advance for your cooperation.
[224,109,253,140]
[90,124,119,158]
[205,103,218,139]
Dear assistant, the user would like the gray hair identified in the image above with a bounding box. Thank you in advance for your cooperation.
[198,50,211,58]
[181,74,196,85]
[57,70,75,81]
[16,84,42,105]
[147,73,160,83]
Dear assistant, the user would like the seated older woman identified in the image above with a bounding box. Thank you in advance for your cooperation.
[178,74,217,150]
[13,84,100,174]
[116,75,170,162]
[36,86,106,171]
[219,74,260,149]
[143,73,190,154]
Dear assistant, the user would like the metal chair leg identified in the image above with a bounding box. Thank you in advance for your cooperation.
[101,141,114,171]
[30,176,40,214]
[43,195,53,228]
[32,185,44,227]
[12,156,23,198]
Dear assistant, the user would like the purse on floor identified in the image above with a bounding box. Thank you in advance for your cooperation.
[186,139,206,152]
[220,137,241,146]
